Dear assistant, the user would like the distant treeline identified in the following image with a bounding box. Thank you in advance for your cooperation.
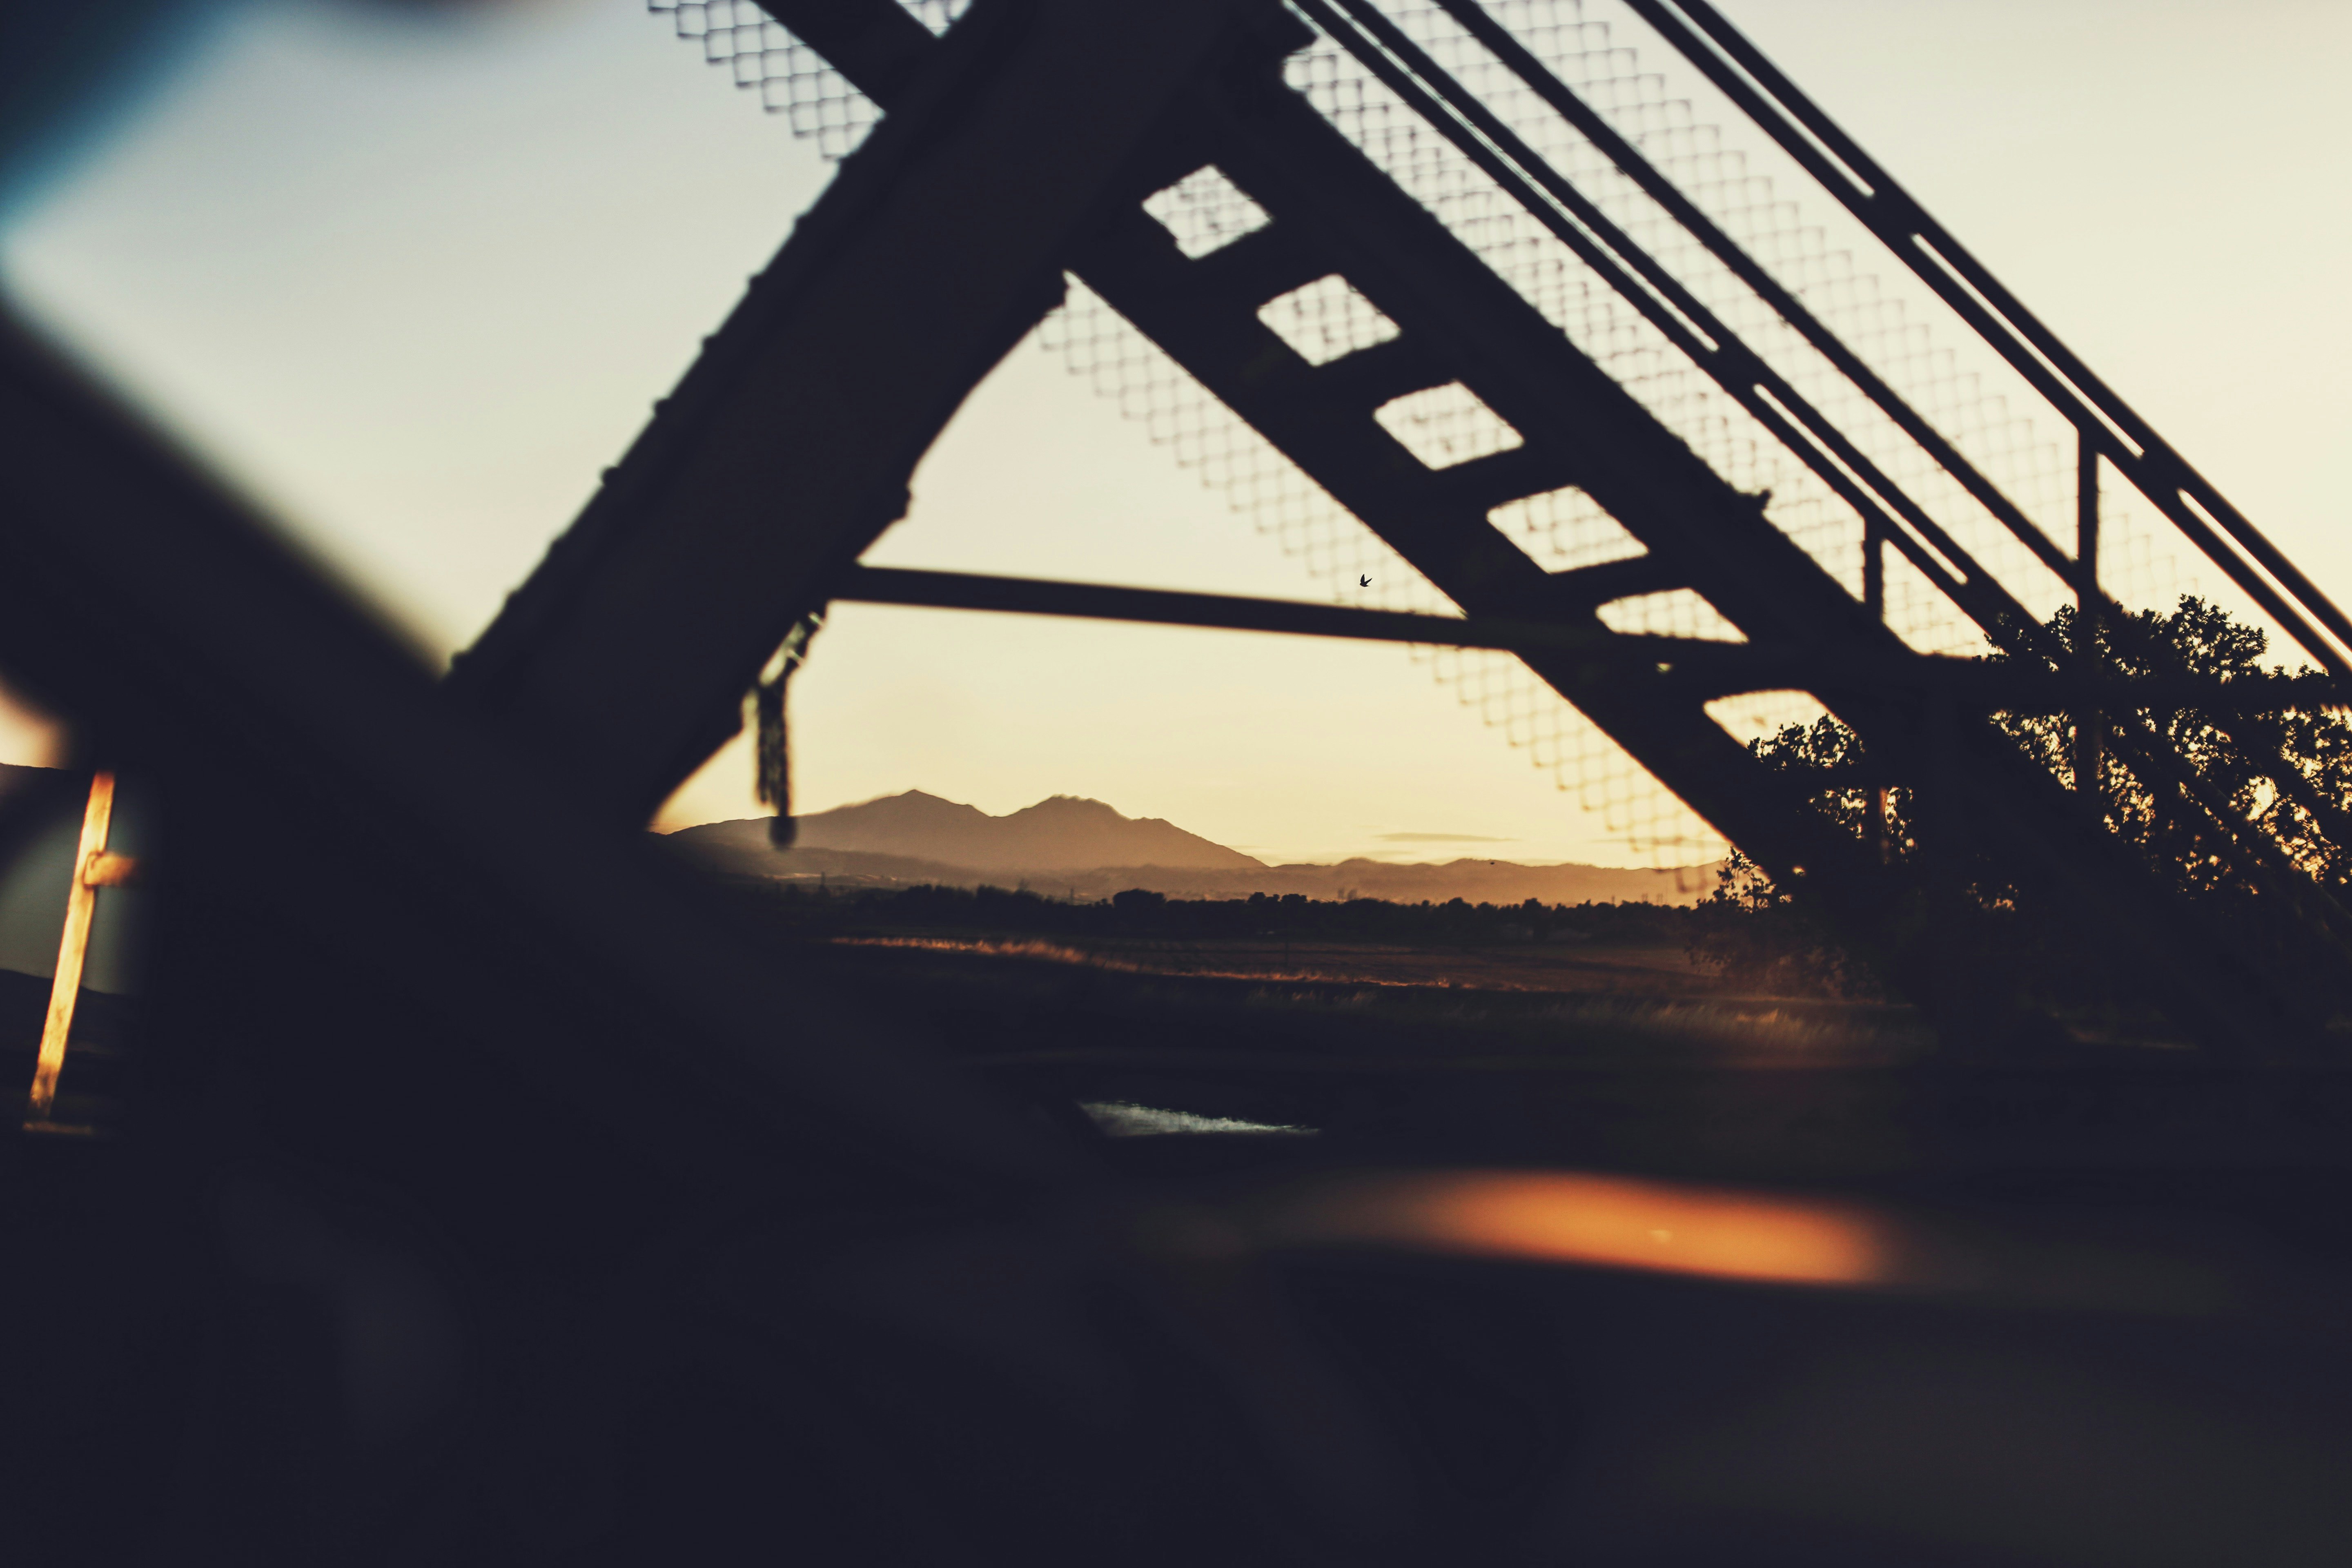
[739,878,1705,947]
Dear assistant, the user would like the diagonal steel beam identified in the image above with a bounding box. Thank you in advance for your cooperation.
[452,0,1289,823]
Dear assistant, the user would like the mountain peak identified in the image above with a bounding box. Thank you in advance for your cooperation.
[737,789,1264,872]
[1007,795,1121,821]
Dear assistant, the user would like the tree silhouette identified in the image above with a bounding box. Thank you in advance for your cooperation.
[1692,596,2352,1004]
[1991,596,2352,900]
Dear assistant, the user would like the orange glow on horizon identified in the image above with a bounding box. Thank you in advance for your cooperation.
[1266,1171,1896,1287]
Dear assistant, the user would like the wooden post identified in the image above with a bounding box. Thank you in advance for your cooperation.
[25,771,115,1129]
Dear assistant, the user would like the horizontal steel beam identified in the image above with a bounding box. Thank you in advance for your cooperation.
[835,565,2350,715]
[835,563,1636,653]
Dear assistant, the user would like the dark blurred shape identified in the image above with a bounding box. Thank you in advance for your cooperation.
[0,0,212,212]
[7,0,2352,1564]
[0,0,557,216]
[1261,1168,1897,1287]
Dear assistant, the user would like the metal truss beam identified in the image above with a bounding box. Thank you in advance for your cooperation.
[452,0,1287,822]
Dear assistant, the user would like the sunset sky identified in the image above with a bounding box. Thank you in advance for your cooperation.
[0,0,2344,866]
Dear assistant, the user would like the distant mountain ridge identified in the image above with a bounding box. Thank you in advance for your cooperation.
[762,789,1262,872]
[666,791,1714,906]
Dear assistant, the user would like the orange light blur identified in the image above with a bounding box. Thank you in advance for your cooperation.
[1266,1171,1897,1288]
[26,771,114,1129]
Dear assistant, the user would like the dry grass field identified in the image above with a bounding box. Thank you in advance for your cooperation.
[832,932,1717,995]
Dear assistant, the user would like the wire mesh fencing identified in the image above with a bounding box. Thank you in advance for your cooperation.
[646,0,969,158]
[640,0,2318,878]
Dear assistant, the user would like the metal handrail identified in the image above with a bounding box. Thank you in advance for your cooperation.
[1620,0,2352,675]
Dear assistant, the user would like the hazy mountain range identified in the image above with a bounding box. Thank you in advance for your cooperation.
[667,790,1713,906]
[780,789,1256,871]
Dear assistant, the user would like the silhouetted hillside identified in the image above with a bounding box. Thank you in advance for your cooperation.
[690,790,1262,872]
[666,791,1715,906]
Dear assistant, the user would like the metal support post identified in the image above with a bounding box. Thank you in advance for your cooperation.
[24,770,129,1131]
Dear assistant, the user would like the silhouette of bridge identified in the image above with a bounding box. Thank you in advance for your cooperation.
[16,8,2352,1560]
[452,0,2352,1053]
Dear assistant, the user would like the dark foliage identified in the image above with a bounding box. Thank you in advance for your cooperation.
[1684,738,1891,1000]
[1991,596,2352,899]
[733,877,1707,949]
[1688,596,2352,1008]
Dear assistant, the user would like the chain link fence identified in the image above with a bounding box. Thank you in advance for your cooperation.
[644,0,2270,874]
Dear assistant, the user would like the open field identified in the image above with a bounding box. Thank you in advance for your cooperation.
[710,879,1940,1073]
[690,880,2352,1179]
[831,933,1718,995]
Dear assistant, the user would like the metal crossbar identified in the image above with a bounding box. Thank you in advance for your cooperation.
[837,566,2349,715]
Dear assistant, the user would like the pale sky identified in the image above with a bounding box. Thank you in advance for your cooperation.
[0,0,2343,866]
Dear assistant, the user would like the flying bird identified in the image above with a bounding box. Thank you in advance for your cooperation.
[1358,575,1372,587]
